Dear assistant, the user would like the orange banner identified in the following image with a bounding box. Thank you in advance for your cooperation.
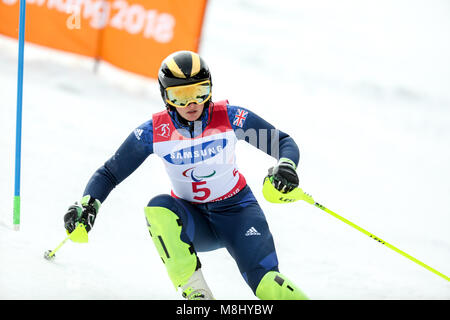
[0,0,208,78]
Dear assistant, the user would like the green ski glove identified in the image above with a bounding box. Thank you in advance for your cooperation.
[64,195,101,234]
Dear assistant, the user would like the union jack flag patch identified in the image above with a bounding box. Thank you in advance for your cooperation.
[233,109,248,128]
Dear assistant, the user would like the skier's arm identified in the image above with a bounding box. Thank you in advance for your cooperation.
[64,121,154,234]
[227,105,300,166]
[227,105,300,193]
[83,122,154,203]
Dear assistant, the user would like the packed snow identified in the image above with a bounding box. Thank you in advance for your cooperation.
[1,0,449,299]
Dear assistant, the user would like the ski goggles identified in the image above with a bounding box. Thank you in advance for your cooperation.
[164,80,212,108]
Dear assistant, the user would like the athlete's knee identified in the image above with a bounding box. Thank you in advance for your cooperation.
[144,204,199,288]
[255,271,308,300]
[145,194,190,240]
[241,250,279,293]
[244,266,278,294]
[147,194,177,208]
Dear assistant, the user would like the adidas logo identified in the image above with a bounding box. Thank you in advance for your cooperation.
[134,128,143,140]
[245,227,261,236]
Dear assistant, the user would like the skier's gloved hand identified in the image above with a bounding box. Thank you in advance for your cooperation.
[267,158,299,193]
[64,195,101,234]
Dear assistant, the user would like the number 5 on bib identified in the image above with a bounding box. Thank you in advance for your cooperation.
[192,181,211,201]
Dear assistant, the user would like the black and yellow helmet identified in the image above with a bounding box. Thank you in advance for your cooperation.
[158,50,212,105]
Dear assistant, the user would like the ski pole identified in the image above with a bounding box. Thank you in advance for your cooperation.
[44,223,88,260]
[262,178,450,282]
[44,233,71,260]
[311,200,449,281]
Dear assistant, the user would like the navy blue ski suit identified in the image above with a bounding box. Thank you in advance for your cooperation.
[83,101,299,293]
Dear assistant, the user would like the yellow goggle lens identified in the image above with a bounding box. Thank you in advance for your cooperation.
[165,80,211,108]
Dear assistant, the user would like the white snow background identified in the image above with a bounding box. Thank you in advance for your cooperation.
[1,0,449,299]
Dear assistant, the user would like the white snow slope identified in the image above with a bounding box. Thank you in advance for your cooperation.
[1,0,449,300]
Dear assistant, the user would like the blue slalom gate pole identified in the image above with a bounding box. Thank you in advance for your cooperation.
[13,0,27,231]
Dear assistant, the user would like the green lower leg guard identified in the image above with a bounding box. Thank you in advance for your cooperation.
[144,206,198,288]
[255,271,309,300]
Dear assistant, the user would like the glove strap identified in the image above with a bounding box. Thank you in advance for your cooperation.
[81,195,101,212]
[278,157,297,170]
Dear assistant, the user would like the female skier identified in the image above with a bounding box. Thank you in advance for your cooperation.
[64,50,308,300]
